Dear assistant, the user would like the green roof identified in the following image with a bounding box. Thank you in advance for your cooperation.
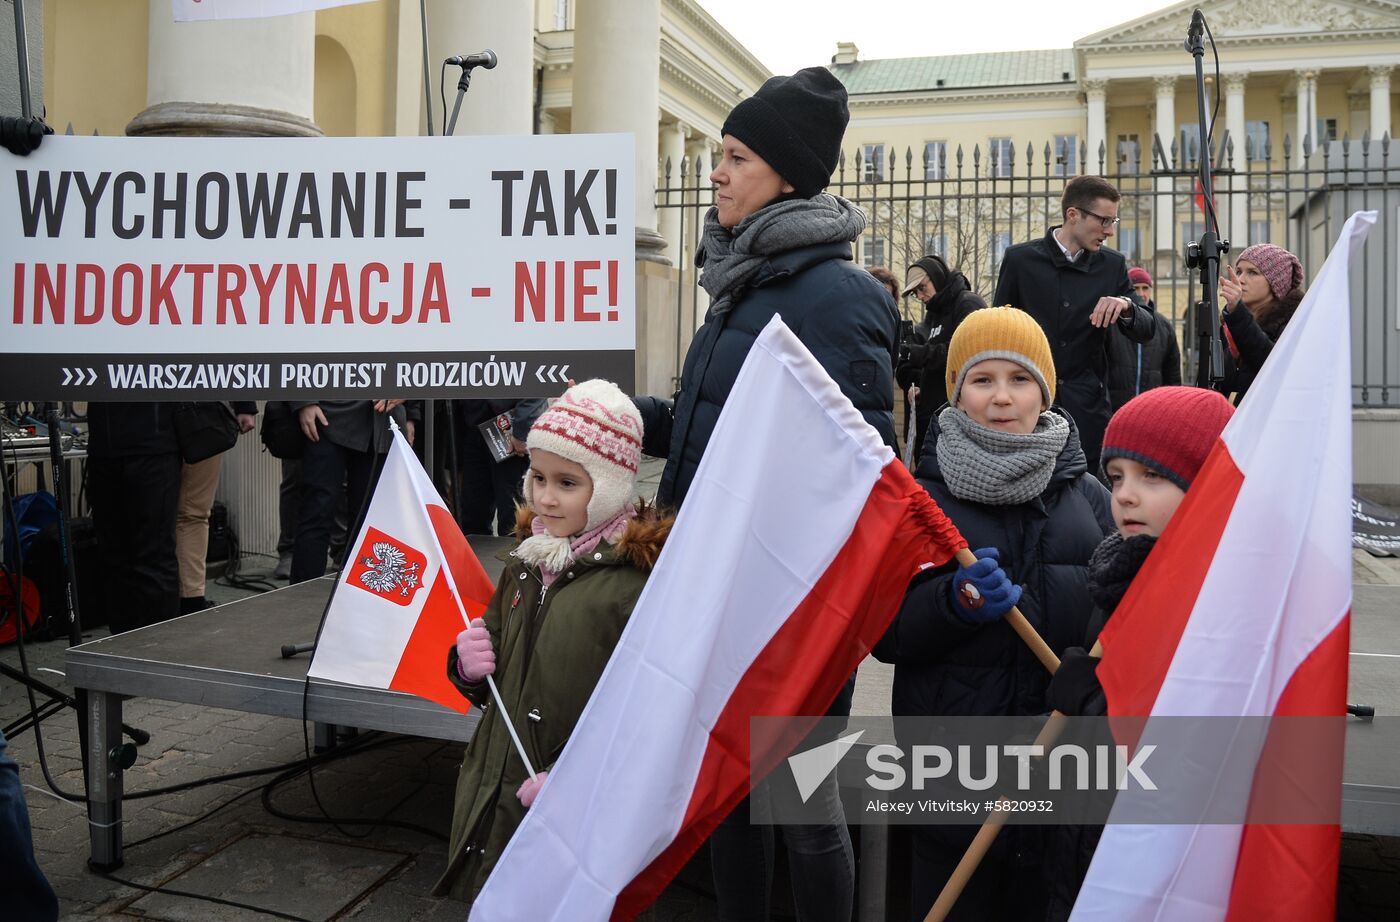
[830,49,1077,95]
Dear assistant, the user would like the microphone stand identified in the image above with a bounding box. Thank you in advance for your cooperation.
[1182,9,1228,388]
[444,59,489,138]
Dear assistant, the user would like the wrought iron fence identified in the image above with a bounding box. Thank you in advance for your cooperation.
[657,132,1400,407]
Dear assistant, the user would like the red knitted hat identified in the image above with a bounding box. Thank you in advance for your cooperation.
[1101,387,1235,491]
[1128,266,1153,288]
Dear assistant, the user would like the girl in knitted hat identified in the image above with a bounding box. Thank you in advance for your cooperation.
[1217,243,1306,403]
[872,305,1114,921]
[432,379,671,904]
[1041,385,1235,921]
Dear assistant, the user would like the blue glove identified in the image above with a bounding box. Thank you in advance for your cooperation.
[950,547,1022,623]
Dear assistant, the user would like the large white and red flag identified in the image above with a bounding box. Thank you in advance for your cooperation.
[173,0,372,22]
[471,315,966,921]
[1072,211,1376,921]
[308,421,494,714]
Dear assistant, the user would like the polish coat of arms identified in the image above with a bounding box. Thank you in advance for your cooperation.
[347,527,428,607]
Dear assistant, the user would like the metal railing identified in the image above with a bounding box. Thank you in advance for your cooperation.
[657,131,1400,407]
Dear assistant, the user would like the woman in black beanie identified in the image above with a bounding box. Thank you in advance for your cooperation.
[635,67,899,922]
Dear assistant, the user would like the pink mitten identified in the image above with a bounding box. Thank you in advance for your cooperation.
[517,771,548,808]
[455,618,495,683]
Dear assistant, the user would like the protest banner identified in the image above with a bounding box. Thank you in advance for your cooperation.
[0,133,634,400]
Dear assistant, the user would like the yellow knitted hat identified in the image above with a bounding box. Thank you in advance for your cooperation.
[945,306,1057,408]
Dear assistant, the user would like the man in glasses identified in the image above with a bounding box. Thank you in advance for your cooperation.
[993,175,1156,472]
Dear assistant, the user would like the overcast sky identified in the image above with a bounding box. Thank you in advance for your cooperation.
[695,0,1188,76]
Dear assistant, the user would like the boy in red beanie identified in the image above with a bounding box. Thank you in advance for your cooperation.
[1041,385,1235,921]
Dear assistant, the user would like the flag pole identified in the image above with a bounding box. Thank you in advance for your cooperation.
[952,547,1060,674]
[923,639,1102,922]
[389,420,539,780]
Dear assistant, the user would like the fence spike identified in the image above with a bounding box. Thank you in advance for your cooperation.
[1042,140,1052,164]
[1024,141,1034,164]
[955,144,964,167]
[1383,132,1391,154]
[972,144,981,168]
[908,146,916,170]
[1303,132,1313,158]
[64,122,75,135]
[663,156,672,182]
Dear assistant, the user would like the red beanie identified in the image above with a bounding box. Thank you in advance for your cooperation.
[1128,266,1153,288]
[1102,387,1235,491]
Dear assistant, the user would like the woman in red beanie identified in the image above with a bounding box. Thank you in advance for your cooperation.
[1216,243,1305,404]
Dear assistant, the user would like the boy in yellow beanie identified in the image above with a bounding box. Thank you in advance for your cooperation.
[874,306,1114,921]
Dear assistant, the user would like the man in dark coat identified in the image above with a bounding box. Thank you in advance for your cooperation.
[993,176,1157,471]
[895,254,985,463]
[1106,267,1182,411]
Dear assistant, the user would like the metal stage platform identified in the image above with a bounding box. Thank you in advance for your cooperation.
[66,549,1400,874]
[66,536,514,870]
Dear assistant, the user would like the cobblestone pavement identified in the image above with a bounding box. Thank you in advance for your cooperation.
[4,473,1398,919]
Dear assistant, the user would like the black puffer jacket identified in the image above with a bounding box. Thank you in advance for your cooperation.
[637,239,899,509]
[1106,307,1182,411]
[1215,289,1302,405]
[873,408,1114,720]
[895,271,985,462]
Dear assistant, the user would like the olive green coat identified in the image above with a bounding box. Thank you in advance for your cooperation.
[431,519,665,902]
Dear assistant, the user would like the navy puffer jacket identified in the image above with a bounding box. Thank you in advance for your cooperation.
[638,239,900,509]
[873,407,1114,719]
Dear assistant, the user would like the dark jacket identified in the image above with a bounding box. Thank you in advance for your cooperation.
[85,403,179,458]
[288,400,412,453]
[873,408,1114,720]
[635,239,900,509]
[433,510,670,902]
[1106,305,1182,411]
[895,271,986,461]
[993,228,1156,467]
[1215,289,1302,405]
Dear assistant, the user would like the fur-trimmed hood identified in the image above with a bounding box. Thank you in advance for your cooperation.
[512,502,673,571]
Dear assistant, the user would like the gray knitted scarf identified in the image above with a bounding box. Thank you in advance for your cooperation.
[935,406,1070,505]
[697,193,866,315]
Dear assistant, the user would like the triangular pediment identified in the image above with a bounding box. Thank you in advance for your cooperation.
[1077,0,1400,46]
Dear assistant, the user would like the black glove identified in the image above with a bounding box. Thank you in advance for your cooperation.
[0,116,53,156]
[1045,646,1106,717]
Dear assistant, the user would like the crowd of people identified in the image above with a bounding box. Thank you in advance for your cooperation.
[2,57,1312,917]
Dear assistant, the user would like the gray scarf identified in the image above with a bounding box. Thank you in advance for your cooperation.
[697,193,866,315]
[935,406,1070,505]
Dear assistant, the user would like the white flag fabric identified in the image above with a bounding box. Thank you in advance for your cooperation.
[173,0,372,22]
[308,421,494,713]
[1073,212,1374,921]
[470,316,967,920]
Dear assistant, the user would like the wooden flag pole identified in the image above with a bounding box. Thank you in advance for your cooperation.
[923,640,1104,922]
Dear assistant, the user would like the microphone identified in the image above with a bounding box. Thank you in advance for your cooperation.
[446,50,497,70]
[1184,9,1205,51]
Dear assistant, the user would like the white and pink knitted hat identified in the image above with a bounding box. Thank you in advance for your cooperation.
[524,379,644,529]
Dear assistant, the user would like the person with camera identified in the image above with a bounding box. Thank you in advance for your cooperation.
[895,254,985,464]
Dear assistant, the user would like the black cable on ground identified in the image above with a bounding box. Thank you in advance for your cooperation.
[91,868,316,922]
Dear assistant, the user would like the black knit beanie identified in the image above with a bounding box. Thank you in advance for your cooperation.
[721,67,849,199]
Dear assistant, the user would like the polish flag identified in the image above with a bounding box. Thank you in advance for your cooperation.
[172,0,371,22]
[308,421,495,714]
[471,316,967,921]
[1071,212,1376,921]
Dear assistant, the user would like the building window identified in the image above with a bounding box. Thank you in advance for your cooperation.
[1117,134,1140,175]
[863,144,885,182]
[924,141,947,181]
[863,235,886,268]
[989,138,1013,178]
[1179,123,1203,163]
[924,234,947,258]
[1245,121,1270,161]
[553,0,569,30]
[1116,228,1140,261]
[990,231,1011,271]
[1249,221,1270,245]
[1316,118,1338,143]
[1054,135,1078,177]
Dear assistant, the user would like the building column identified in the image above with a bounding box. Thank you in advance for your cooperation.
[1084,79,1108,173]
[1294,69,1317,161]
[1153,76,1177,264]
[1371,65,1393,140]
[659,120,689,266]
[573,0,668,263]
[129,0,318,136]
[1224,73,1249,250]
[426,0,533,135]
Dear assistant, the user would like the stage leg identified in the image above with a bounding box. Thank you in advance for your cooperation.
[86,691,124,870]
[314,721,337,753]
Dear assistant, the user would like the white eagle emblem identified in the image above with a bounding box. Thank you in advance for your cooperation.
[359,542,422,597]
